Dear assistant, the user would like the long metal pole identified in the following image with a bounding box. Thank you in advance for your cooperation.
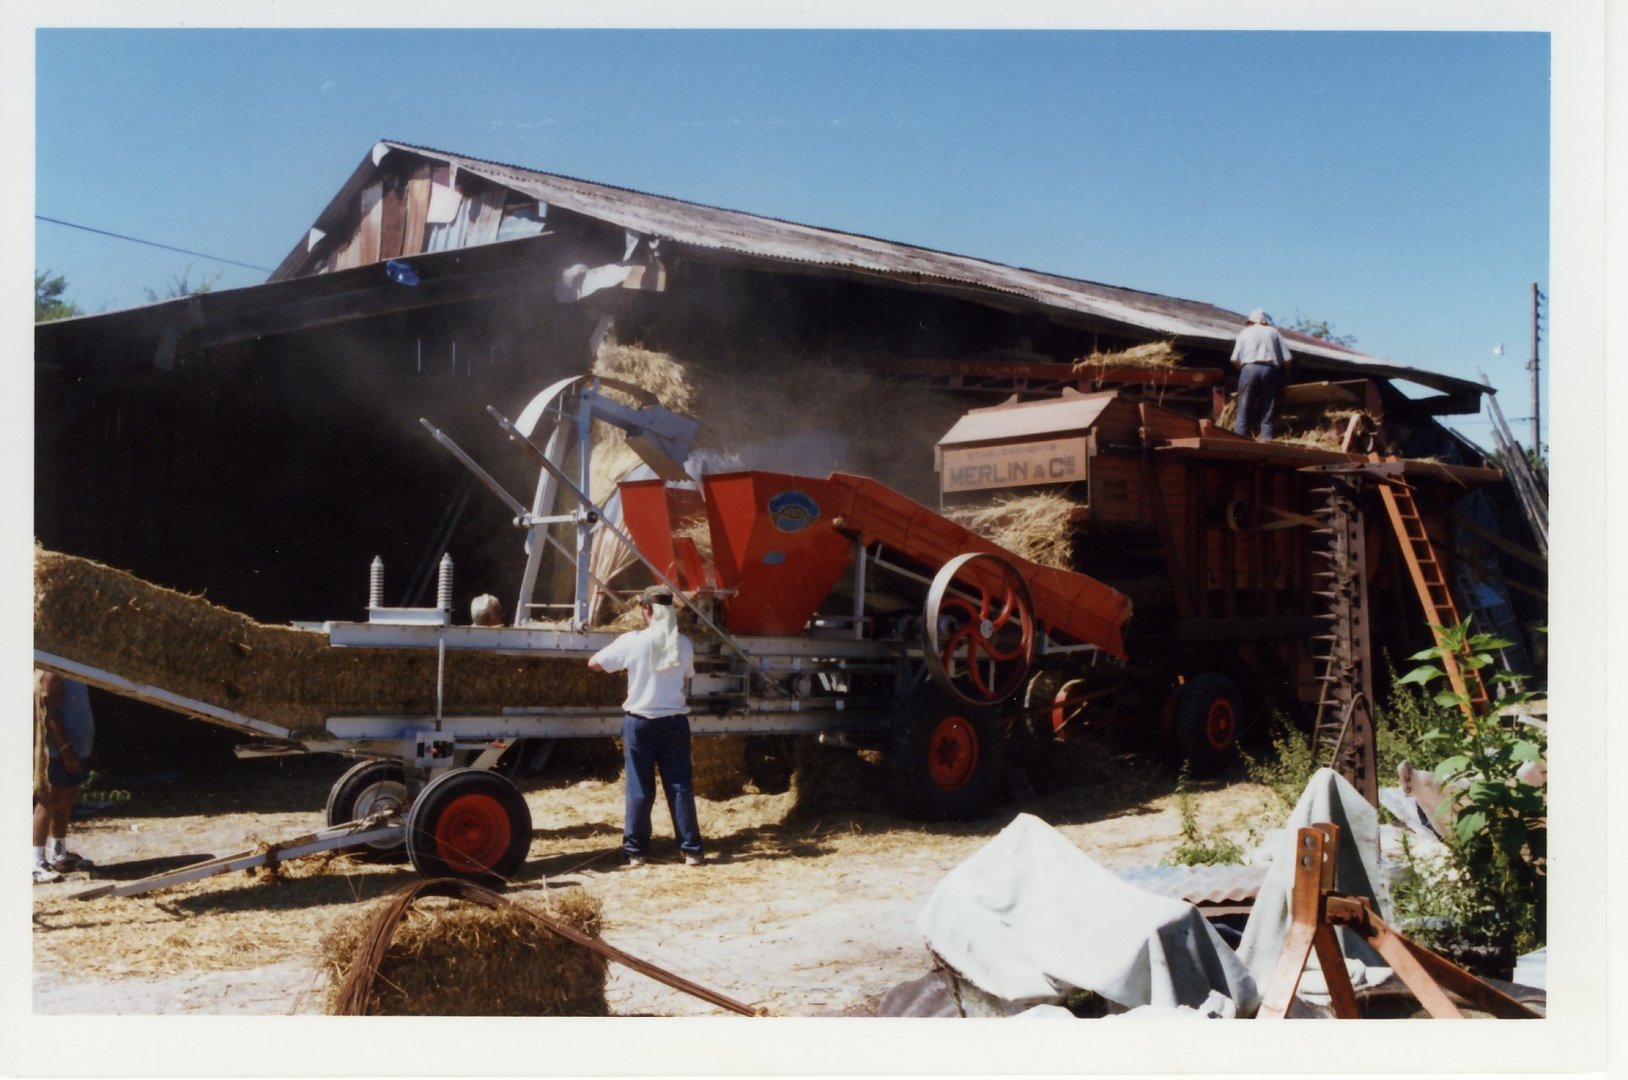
[1529,282,1541,459]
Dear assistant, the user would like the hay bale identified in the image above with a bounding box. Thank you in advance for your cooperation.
[34,547,625,736]
[1073,340,1183,373]
[690,734,749,801]
[590,343,965,507]
[945,494,1077,570]
[321,889,607,1016]
[787,740,889,819]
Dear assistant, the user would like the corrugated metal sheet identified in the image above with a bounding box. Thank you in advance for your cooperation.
[1113,862,1267,906]
[937,390,1120,447]
[271,140,1484,398]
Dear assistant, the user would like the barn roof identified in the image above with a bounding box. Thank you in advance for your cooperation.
[264,139,1485,401]
[40,138,1487,408]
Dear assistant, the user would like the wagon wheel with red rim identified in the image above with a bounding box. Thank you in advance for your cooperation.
[1171,672,1244,777]
[923,552,1037,707]
[404,768,532,886]
[886,684,1005,821]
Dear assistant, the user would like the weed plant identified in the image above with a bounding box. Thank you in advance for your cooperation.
[1387,620,1547,955]
[1161,768,1246,866]
[1241,711,1318,814]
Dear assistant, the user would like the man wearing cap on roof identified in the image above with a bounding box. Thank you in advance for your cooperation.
[588,585,704,867]
[1230,308,1293,441]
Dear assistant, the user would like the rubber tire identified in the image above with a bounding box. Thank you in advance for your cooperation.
[405,768,532,887]
[886,686,1005,821]
[324,759,409,863]
[1172,673,1243,778]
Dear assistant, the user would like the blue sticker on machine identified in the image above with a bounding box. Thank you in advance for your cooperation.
[768,490,820,533]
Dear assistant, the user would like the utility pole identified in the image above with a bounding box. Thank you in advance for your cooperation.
[1529,282,1543,458]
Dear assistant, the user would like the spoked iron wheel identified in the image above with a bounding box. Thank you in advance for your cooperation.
[923,552,1037,706]
[404,768,532,886]
[325,759,410,862]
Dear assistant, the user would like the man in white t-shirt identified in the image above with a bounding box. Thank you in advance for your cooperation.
[1230,308,1294,440]
[588,586,703,867]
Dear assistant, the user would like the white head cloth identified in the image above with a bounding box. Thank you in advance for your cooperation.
[1248,308,1274,326]
[647,601,681,672]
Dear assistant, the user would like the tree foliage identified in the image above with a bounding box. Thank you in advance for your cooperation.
[143,266,224,303]
[1286,314,1357,348]
[35,271,82,322]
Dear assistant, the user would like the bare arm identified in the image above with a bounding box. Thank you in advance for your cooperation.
[37,671,81,770]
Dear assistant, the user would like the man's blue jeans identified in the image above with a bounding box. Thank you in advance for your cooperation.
[1234,362,1283,440]
[621,713,703,857]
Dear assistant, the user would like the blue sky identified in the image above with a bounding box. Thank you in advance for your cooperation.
[34,26,1553,443]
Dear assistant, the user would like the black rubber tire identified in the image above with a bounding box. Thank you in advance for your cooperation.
[404,768,532,887]
[324,759,409,862]
[1172,673,1244,777]
[885,686,1005,821]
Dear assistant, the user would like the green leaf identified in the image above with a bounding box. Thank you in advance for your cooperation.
[1408,646,1445,662]
[1398,665,1444,686]
[1462,653,1495,671]
[1453,810,1489,844]
[1466,780,1505,807]
[1472,635,1515,651]
[1433,688,1467,709]
[1509,787,1546,815]
[1510,741,1542,762]
[1435,755,1473,782]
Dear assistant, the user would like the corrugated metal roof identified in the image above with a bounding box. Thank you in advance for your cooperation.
[937,390,1121,447]
[273,139,1486,399]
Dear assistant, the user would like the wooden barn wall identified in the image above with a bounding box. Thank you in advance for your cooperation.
[35,293,600,628]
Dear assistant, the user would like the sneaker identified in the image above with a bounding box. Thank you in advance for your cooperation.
[33,863,62,884]
[683,853,705,867]
[625,854,647,868]
[48,851,93,873]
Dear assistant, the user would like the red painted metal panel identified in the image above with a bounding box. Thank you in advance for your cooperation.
[619,479,711,592]
[701,472,856,636]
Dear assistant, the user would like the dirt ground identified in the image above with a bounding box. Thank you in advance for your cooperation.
[30,741,1276,1018]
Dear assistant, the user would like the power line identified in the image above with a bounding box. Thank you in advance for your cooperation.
[35,214,273,274]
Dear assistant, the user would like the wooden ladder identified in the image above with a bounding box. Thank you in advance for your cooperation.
[1372,460,1489,719]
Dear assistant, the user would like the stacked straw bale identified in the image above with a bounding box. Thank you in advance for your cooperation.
[322,889,607,1016]
[34,547,624,737]
[689,734,749,801]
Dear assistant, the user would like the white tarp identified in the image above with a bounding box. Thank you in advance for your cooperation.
[1235,767,1392,987]
[915,813,1260,1015]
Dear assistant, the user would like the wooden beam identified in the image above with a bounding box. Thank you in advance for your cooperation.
[401,163,433,256]
[378,178,406,261]
[1177,616,1325,641]
[1451,514,1548,573]
[179,266,550,352]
